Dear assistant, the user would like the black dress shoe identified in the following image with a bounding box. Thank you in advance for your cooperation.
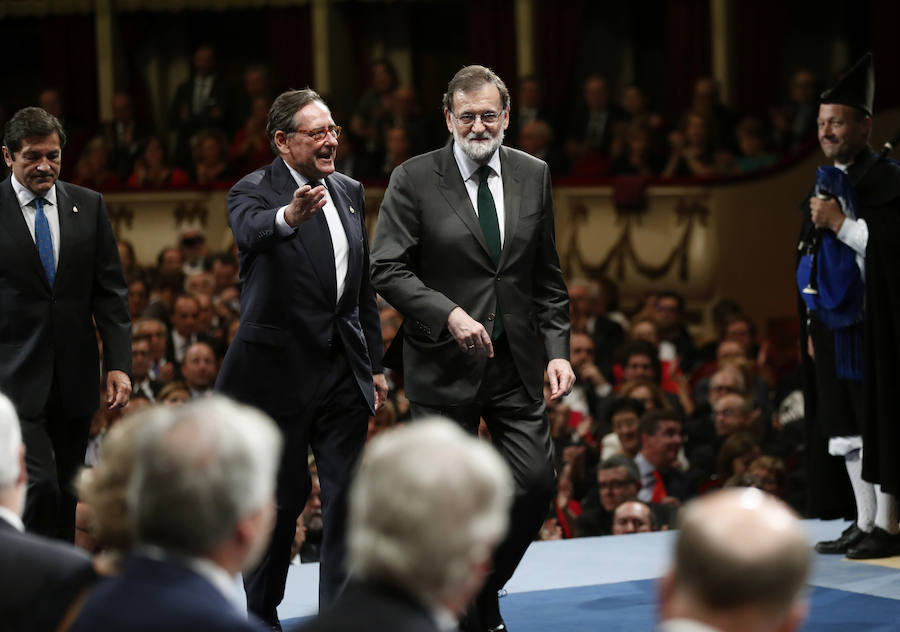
[846,527,900,559]
[476,589,506,632]
[815,523,867,554]
[486,625,507,632]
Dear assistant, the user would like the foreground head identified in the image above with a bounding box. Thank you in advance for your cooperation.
[126,397,282,572]
[660,488,810,632]
[443,65,510,164]
[0,392,25,516]
[348,418,512,613]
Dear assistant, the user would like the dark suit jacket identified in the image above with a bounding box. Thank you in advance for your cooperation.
[216,157,383,417]
[71,553,267,632]
[294,580,440,632]
[0,516,97,632]
[0,177,131,419]
[370,144,569,403]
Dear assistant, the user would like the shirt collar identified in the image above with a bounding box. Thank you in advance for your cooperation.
[0,506,24,532]
[452,141,502,183]
[283,158,327,190]
[10,174,58,209]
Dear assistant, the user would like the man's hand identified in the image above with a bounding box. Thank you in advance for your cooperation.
[447,307,493,358]
[284,184,327,227]
[106,370,132,409]
[546,358,575,401]
[373,373,388,410]
[810,196,845,233]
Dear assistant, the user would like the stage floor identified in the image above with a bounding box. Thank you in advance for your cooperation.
[273,519,900,630]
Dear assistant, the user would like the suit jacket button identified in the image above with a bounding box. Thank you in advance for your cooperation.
[327,337,332,347]
[488,313,495,321]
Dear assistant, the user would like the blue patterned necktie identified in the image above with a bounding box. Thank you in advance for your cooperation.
[33,197,55,287]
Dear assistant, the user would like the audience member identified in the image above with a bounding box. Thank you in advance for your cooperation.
[610,122,664,176]
[157,381,191,406]
[713,393,760,441]
[191,128,234,185]
[657,488,810,632]
[576,454,641,536]
[771,68,818,152]
[0,391,98,632]
[168,293,201,366]
[351,58,399,157]
[233,65,273,130]
[717,430,761,487]
[102,91,152,180]
[635,410,693,506]
[130,334,163,402]
[662,111,719,179]
[181,341,218,398]
[519,119,568,175]
[295,418,512,632]
[127,278,150,322]
[733,117,777,173]
[72,136,121,190]
[127,135,191,188]
[168,44,232,167]
[507,75,555,148]
[611,500,655,535]
[133,318,173,382]
[72,397,281,632]
[599,397,644,461]
[686,77,738,152]
[230,96,273,175]
[567,74,626,161]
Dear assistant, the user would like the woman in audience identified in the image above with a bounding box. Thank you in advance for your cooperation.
[127,135,191,188]
[191,128,234,185]
[72,136,121,190]
[157,381,190,406]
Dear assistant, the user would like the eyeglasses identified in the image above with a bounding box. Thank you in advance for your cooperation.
[453,111,503,126]
[598,480,632,490]
[291,125,342,142]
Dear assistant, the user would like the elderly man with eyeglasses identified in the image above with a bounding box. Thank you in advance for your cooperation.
[371,65,575,632]
[216,89,386,630]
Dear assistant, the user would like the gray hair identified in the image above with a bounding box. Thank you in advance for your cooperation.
[0,392,21,489]
[348,418,512,602]
[126,396,282,557]
[442,65,510,114]
[672,488,810,618]
[267,88,327,153]
[598,454,640,486]
[3,106,67,156]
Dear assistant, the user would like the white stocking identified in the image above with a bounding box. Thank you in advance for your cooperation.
[874,486,899,534]
[845,449,875,532]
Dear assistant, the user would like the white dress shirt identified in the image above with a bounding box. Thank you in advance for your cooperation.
[276,161,349,302]
[452,143,506,247]
[0,506,25,532]
[10,175,61,270]
[833,161,868,279]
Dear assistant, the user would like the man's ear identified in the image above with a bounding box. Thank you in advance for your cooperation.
[2,145,13,168]
[16,444,27,487]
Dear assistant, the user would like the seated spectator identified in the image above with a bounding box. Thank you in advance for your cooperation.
[232,65,272,131]
[662,112,719,179]
[621,84,665,134]
[745,455,787,499]
[507,75,556,149]
[118,239,140,283]
[191,128,234,185]
[598,397,644,461]
[133,317,173,382]
[614,339,684,416]
[657,488,810,632]
[367,400,398,441]
[351,58,398,157]
[296,419,512,632]
[566,74,626,176]
[635,410,694,506]
[71,397,281,632]
[628,316,693,413]
[610,123,664,176]
[611,500,656,535]
[684,77,738,152]
[619,378,671,413]
[717,431,761,488]
[770,68,818,152]
[519,119,568,175]
[548,462,583,539]
[102,91,152,179]
[564,332,609,434]
[127,135,191,188]
[713,393,761,441]
[0,391,97,631]
[156,381,190,406]
[291,455,322,565]
[390,85,435,156]
[211,253,239,294]
[377,126,412,177]
[577,454,641,536]
[72,136,121,190]
[733,117,777,173]
[130,334,164,402]
[230,96,273,175]
[185,270,216,297]
[652,291,697,373]
[181,342,217,398]
[127,278,149,322]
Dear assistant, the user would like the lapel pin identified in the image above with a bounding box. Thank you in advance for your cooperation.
[349,206,355,214]
[72,206,78,214]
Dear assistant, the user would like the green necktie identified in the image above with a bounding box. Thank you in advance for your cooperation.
[477,165,504,340]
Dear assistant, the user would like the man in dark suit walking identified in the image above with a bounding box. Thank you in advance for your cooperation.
[0,390,97,632]
[0,106,131,541]
[370,65,575,632]
[216,88,386,629]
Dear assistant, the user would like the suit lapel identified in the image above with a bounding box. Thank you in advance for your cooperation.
[325,175,361,309]
[272,158,337,304]
[0,177,51,292]
[499,146,521,269]
[54,181,75,285]
[435,145,493,261]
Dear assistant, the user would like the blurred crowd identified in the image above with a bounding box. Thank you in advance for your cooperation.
[14,46,820,191]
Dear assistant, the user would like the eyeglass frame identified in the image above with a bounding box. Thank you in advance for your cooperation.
[451,110,506,126]
[287,124,343,143]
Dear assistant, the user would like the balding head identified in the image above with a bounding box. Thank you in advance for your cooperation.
[661,488,810,632]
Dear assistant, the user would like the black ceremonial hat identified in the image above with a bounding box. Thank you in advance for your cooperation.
[820,52,874,116]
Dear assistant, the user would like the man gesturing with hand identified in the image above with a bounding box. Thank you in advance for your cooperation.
[371,65,573,632]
